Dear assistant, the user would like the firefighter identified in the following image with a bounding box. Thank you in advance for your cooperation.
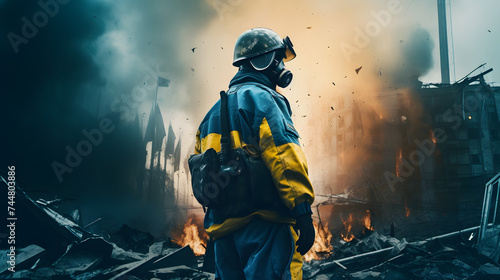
[194,27,315,279]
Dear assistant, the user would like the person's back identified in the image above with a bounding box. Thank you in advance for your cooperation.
[193,28,315,280]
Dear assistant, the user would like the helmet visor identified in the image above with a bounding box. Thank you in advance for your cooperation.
[282,36,296,62]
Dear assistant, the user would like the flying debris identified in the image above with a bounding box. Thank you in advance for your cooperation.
[191,47,196,53]
[332,82,335,86]
[488,30,491,32]
[331,107,334,111]
[306,26,312,29]
[355,66,362,74]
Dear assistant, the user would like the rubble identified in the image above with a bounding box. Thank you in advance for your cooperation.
[0,177,214,280]
[0,244,45,274]
[304,228,500,279]
[110,224,155,254]
[2,175,499,280]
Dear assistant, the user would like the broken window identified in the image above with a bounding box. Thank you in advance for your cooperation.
[459,150,470,165]
[468,128,480,139]
[457,129,468,140]
[470,154,481,164]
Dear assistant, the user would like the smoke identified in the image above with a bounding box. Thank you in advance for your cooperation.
[0,0,218,236]
[0,1,113,190]
[1,0,436,232]
[186,0,435,195]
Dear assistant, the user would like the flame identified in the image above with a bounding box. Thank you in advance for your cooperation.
[396,148,403,177]
[303,221,333,262]
[341,214,355,242]
[405,197,410,217]
[361,210,374,232]
[173,216,208,256]
[429,130,437,144]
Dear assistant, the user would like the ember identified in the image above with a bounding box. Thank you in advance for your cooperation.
[304,221,333,262]
[172,216,208,256]
[405,197,411,217]
[395,148,403,178]
[430,129,437,144]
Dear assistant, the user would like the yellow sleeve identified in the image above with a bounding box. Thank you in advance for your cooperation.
[259,117,314,210]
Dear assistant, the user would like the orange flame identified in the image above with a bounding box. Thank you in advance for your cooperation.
[173,216,208,256]
[429,130,437,144]
[361,210,374,232]
[341,214,355,242]
[396,148,403,178]
[303,221,333,262]
[405,197,410,217]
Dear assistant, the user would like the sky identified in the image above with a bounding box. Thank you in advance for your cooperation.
[1,0,499,227]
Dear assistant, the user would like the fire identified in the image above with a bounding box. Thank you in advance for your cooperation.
[361,210,374,232]
[429,130,437,144]
[339,210,375,243]
[395,148,403,177]
[341,213,355,242]
[405,197,410,217]
[173,216,208,256]
[303,220,333,262]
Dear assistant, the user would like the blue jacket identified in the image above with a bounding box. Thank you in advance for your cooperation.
[195,69,314,239]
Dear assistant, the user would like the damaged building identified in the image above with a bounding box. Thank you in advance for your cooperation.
[1,0,500,279]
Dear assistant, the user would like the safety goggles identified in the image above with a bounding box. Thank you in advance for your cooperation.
[282,36,296,62]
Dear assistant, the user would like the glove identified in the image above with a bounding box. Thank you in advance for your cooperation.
[294,214,315,255]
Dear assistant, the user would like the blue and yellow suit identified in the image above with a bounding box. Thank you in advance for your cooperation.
[195,69,314,279]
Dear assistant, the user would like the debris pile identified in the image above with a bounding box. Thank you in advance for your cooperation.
[2,176,499,280]
[304,229,500,279]
[0,180,214,280]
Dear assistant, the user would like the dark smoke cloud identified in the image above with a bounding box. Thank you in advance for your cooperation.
[0,0,439,235]
[0,0,216,235]
[1,0,113,192]
[372,24,434,87]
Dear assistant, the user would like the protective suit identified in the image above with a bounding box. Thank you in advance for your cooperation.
[193,28,315,280]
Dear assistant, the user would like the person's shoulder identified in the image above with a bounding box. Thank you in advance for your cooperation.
[235,83,276,106]
[198,100,220,126]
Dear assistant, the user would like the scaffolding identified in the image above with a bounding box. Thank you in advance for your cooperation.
[478,172,500,262]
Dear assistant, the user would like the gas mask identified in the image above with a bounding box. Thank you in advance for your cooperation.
[247,36,296,88]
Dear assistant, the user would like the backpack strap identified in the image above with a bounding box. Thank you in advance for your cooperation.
[219,91,230,164]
